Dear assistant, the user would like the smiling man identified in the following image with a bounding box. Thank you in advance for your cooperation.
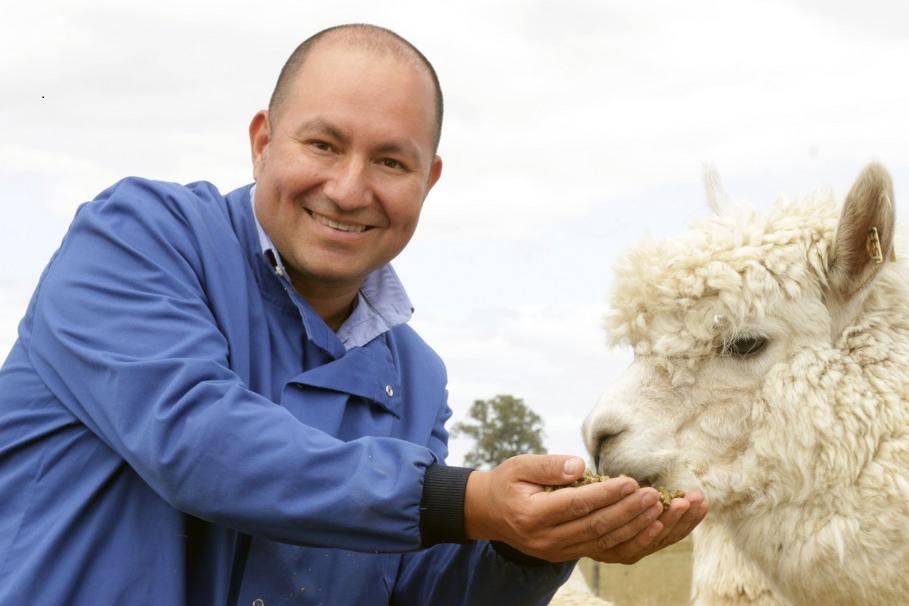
[0,24,705,605]
[249,36,442,330]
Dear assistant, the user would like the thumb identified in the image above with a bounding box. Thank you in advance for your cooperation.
[508,454,586,485]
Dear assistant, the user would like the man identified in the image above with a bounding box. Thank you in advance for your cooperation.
[0,24,706,604]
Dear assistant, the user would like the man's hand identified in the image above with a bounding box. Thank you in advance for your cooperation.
[464,454,707,564]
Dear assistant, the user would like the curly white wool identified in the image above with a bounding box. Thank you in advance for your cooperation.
[584,163,909,605]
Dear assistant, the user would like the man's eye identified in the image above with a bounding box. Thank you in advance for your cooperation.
[310,140,333,152]
[380,158,404,170]
[722,335,769,358]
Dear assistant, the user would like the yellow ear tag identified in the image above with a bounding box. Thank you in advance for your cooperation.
[867,227,884,264]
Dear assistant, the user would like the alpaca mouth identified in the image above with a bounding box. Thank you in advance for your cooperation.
[597,464,662,489]
[636,475,660,488]
[593,441,669,488]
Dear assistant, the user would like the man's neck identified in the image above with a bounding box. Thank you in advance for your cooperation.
[289,272,360,332]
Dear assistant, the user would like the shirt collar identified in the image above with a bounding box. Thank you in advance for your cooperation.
[249,185,414,349]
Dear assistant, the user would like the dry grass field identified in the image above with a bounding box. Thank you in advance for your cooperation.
[577,536,693,605]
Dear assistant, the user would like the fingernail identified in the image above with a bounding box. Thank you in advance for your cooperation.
[622,482,636,496]
[563,458,584,477]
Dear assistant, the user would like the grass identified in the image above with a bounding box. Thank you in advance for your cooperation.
[577,536,693,605]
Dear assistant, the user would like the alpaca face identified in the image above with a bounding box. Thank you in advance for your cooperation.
[582,297,831,501]
[581,195,840,505]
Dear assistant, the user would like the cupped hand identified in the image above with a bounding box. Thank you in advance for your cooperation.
[464,454,708,563]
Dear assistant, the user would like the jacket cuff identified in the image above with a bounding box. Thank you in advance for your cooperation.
[490,541,553,567]
[419,464,474,547]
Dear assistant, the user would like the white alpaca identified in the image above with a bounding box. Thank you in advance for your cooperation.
[582,163,909,605]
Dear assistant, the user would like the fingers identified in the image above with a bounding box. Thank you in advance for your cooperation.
[591,519,664,564]
[652,492,708,548]
[647,497,690,546]
[589,492,708,564]
[503,454,587,486]
[484,454,709,565]
[555,488,665,555]
[535,476,639,525]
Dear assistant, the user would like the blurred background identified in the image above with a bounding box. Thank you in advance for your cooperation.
[3,0,908,469]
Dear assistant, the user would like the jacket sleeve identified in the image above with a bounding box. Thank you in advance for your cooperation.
[398,393,576,605]
[391,543,575,606]
[22,178,436,552]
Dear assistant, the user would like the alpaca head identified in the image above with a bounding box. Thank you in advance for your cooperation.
[582,163,897,513]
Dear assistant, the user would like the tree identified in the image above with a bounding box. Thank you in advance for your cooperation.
[451,394,547,469]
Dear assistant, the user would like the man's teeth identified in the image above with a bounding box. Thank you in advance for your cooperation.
[312,212,367,233]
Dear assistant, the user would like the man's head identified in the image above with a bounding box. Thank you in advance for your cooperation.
[268,24,444,153]
[249,24,443,306]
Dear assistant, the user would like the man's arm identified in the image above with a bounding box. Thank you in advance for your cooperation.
[391,398,574,606]
[393,452,705,605]
[23,179,437,552]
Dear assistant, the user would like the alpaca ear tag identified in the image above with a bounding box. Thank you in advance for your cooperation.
[867,227,884,265]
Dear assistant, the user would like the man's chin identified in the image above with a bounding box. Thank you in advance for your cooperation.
[287,263,373,292]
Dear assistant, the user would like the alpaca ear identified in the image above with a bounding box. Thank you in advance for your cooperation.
[704,164,734,216]
[828,163,895,300]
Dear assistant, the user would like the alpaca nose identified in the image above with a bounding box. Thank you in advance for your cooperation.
[592,430,624,473]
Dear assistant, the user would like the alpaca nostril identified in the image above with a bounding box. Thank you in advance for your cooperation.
[593,430,624,473]
[597,430,624,447]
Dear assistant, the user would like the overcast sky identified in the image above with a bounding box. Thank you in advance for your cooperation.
[3,0,908,465]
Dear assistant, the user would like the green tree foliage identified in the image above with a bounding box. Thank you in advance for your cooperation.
[451,394,547,469]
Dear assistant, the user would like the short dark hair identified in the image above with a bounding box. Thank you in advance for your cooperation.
[268,23,444,152]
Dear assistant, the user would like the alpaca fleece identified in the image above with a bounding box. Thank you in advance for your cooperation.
[583,164,909,605]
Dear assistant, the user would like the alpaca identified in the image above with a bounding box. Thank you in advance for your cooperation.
[581,163,909,605]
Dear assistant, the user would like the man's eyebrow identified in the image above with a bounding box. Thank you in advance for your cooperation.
[293,118,350,145]
[293,118,424,164]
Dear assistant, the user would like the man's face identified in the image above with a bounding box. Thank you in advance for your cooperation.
[250,43,442,295]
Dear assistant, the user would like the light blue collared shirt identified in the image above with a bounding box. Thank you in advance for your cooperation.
[249,185,414,349]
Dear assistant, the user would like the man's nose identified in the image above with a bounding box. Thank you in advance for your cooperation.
[323,156,372,210]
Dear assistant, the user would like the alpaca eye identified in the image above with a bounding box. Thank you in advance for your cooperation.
[723,335,768,358]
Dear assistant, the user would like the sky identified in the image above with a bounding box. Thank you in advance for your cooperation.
[3,0,909,466]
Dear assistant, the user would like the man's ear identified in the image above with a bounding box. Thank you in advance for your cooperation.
[426,155,443,192]
[828,162,896,301]
[249,110,271,181]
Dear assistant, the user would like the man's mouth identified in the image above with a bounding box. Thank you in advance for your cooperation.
[307,210,369,233]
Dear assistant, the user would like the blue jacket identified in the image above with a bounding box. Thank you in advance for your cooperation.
[0,178,572,604]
